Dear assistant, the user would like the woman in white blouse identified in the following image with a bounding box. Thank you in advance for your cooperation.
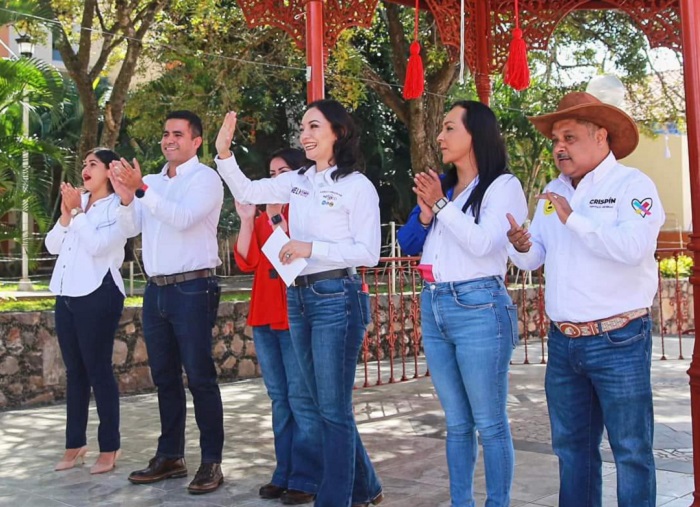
[398,101,528,507]
[215,100,383,507]
[45,148,127,475]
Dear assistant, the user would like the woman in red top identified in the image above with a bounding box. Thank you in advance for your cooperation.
[234,148,322,505]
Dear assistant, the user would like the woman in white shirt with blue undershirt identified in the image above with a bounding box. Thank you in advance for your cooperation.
[45,148,127,476]
[215,100,382,507]
[398,101,528,507]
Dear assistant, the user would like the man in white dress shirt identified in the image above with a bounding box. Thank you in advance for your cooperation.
[506,92,663,507]
[110,110,225,495]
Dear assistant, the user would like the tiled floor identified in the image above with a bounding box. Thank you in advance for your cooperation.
[0,336,694,506]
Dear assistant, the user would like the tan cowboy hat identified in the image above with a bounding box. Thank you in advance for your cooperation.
[528,91,639,159]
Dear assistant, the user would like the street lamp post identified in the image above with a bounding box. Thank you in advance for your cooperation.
[16,33,35,292]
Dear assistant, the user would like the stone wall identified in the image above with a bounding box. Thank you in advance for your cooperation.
[0,280,693,410]
[0,301,260,410]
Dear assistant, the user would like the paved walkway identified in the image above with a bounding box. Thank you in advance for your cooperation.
[0,337,695,506]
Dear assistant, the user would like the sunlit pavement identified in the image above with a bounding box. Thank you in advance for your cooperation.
[0,336,694,506]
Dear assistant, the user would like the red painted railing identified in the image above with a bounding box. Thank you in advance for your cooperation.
[355,251,693,388]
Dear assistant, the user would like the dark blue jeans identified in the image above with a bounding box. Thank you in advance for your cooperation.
[287,276,382,507]
[142,276,224,464]
[254,325,322,493]
[545,315,656,507]
[55,272,124,452]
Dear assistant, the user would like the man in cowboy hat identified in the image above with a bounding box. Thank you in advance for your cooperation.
[506,91,664,507]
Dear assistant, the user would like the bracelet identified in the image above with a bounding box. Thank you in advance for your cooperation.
[418,216,432,228]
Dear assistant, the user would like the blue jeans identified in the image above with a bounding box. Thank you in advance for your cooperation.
[421,276,517,507]
[142,277,224,463]
[545,315,656,507]
[55,272,124,452]
[287,276,382,507]
[254,325,322,493]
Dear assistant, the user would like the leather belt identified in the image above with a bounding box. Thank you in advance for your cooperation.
[293,268,356,287]
[554,308,649,338]
[149,268,214,287]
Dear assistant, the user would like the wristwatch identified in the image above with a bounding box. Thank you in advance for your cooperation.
[269,214,283,226]
[70,207,83,218]
[135,183,149,198]
[432,197,448,215]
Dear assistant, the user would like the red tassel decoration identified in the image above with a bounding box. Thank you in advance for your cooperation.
[504,0,530,91]
[403,41,425,99]
[403,0,424,100]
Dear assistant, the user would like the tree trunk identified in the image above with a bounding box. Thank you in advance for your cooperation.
[101,40,144,148]
[362,2,458,174]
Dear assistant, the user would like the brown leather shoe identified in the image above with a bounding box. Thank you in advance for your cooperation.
[259,482,285,499]
[281,489,316,505]
[128,456,187,484]
[352,491,384,507]
[187,463,224,494]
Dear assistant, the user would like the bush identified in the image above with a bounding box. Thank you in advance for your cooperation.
[659,254,693,278]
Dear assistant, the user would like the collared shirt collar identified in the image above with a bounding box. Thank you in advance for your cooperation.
[160,155,200,178]
[557,151,617,188]
[304,164,338,185]
[81,192,118,208]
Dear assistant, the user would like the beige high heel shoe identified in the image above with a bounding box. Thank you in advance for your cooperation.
[90,450,121,475]
[55,446,88,471]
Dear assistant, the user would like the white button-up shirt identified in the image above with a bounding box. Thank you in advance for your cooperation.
[116,156,223,276]
[216,155,380,274]
[45,193,126,296]
[508,153,665,322]
[421,174,528,282]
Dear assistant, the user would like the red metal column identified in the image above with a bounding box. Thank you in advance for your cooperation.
[474,0,492,104]
[305,0,325,103]
[681,0,700,504]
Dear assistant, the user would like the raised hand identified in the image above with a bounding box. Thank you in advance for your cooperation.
[234,200,257,221]
[413,168,444,209]
[216,111,238,159]
[112,157,144,193]
[506,213,531,253]
[60,182,82,211]
[108,166,135,206]
[536,191,572,224]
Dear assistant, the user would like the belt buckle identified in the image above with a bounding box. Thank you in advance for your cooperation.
[559,322,582,338]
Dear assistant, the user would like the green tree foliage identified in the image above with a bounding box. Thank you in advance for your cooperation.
[0,56,65,246]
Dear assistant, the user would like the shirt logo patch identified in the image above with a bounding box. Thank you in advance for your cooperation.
[320,190,340,207]
[543,200,555,216]
[291,186,309,197]
[631,198,653,218]
[589,197,616,209]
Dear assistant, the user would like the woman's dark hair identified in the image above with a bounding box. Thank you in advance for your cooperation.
[441,100,510,223]
[266,147,310,173]
[85,147,120,193]
[305,99,362,180]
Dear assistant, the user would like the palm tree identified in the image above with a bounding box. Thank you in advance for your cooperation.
[0,56,65,246]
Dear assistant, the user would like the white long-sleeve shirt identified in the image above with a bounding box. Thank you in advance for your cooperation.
[45,193,127,296]
[116,156,223,276]
[421,174,528,282]
[508,153,664,322]
[216,154,380,274]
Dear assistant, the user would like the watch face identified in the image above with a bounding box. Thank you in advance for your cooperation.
[135,188,145,198]
[270,214,283,225]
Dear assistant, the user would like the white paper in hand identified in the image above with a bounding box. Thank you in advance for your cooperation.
[261,227,308,287]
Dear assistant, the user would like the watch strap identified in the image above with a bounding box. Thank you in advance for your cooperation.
[432,197,448,215]
[135,183,148,198]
